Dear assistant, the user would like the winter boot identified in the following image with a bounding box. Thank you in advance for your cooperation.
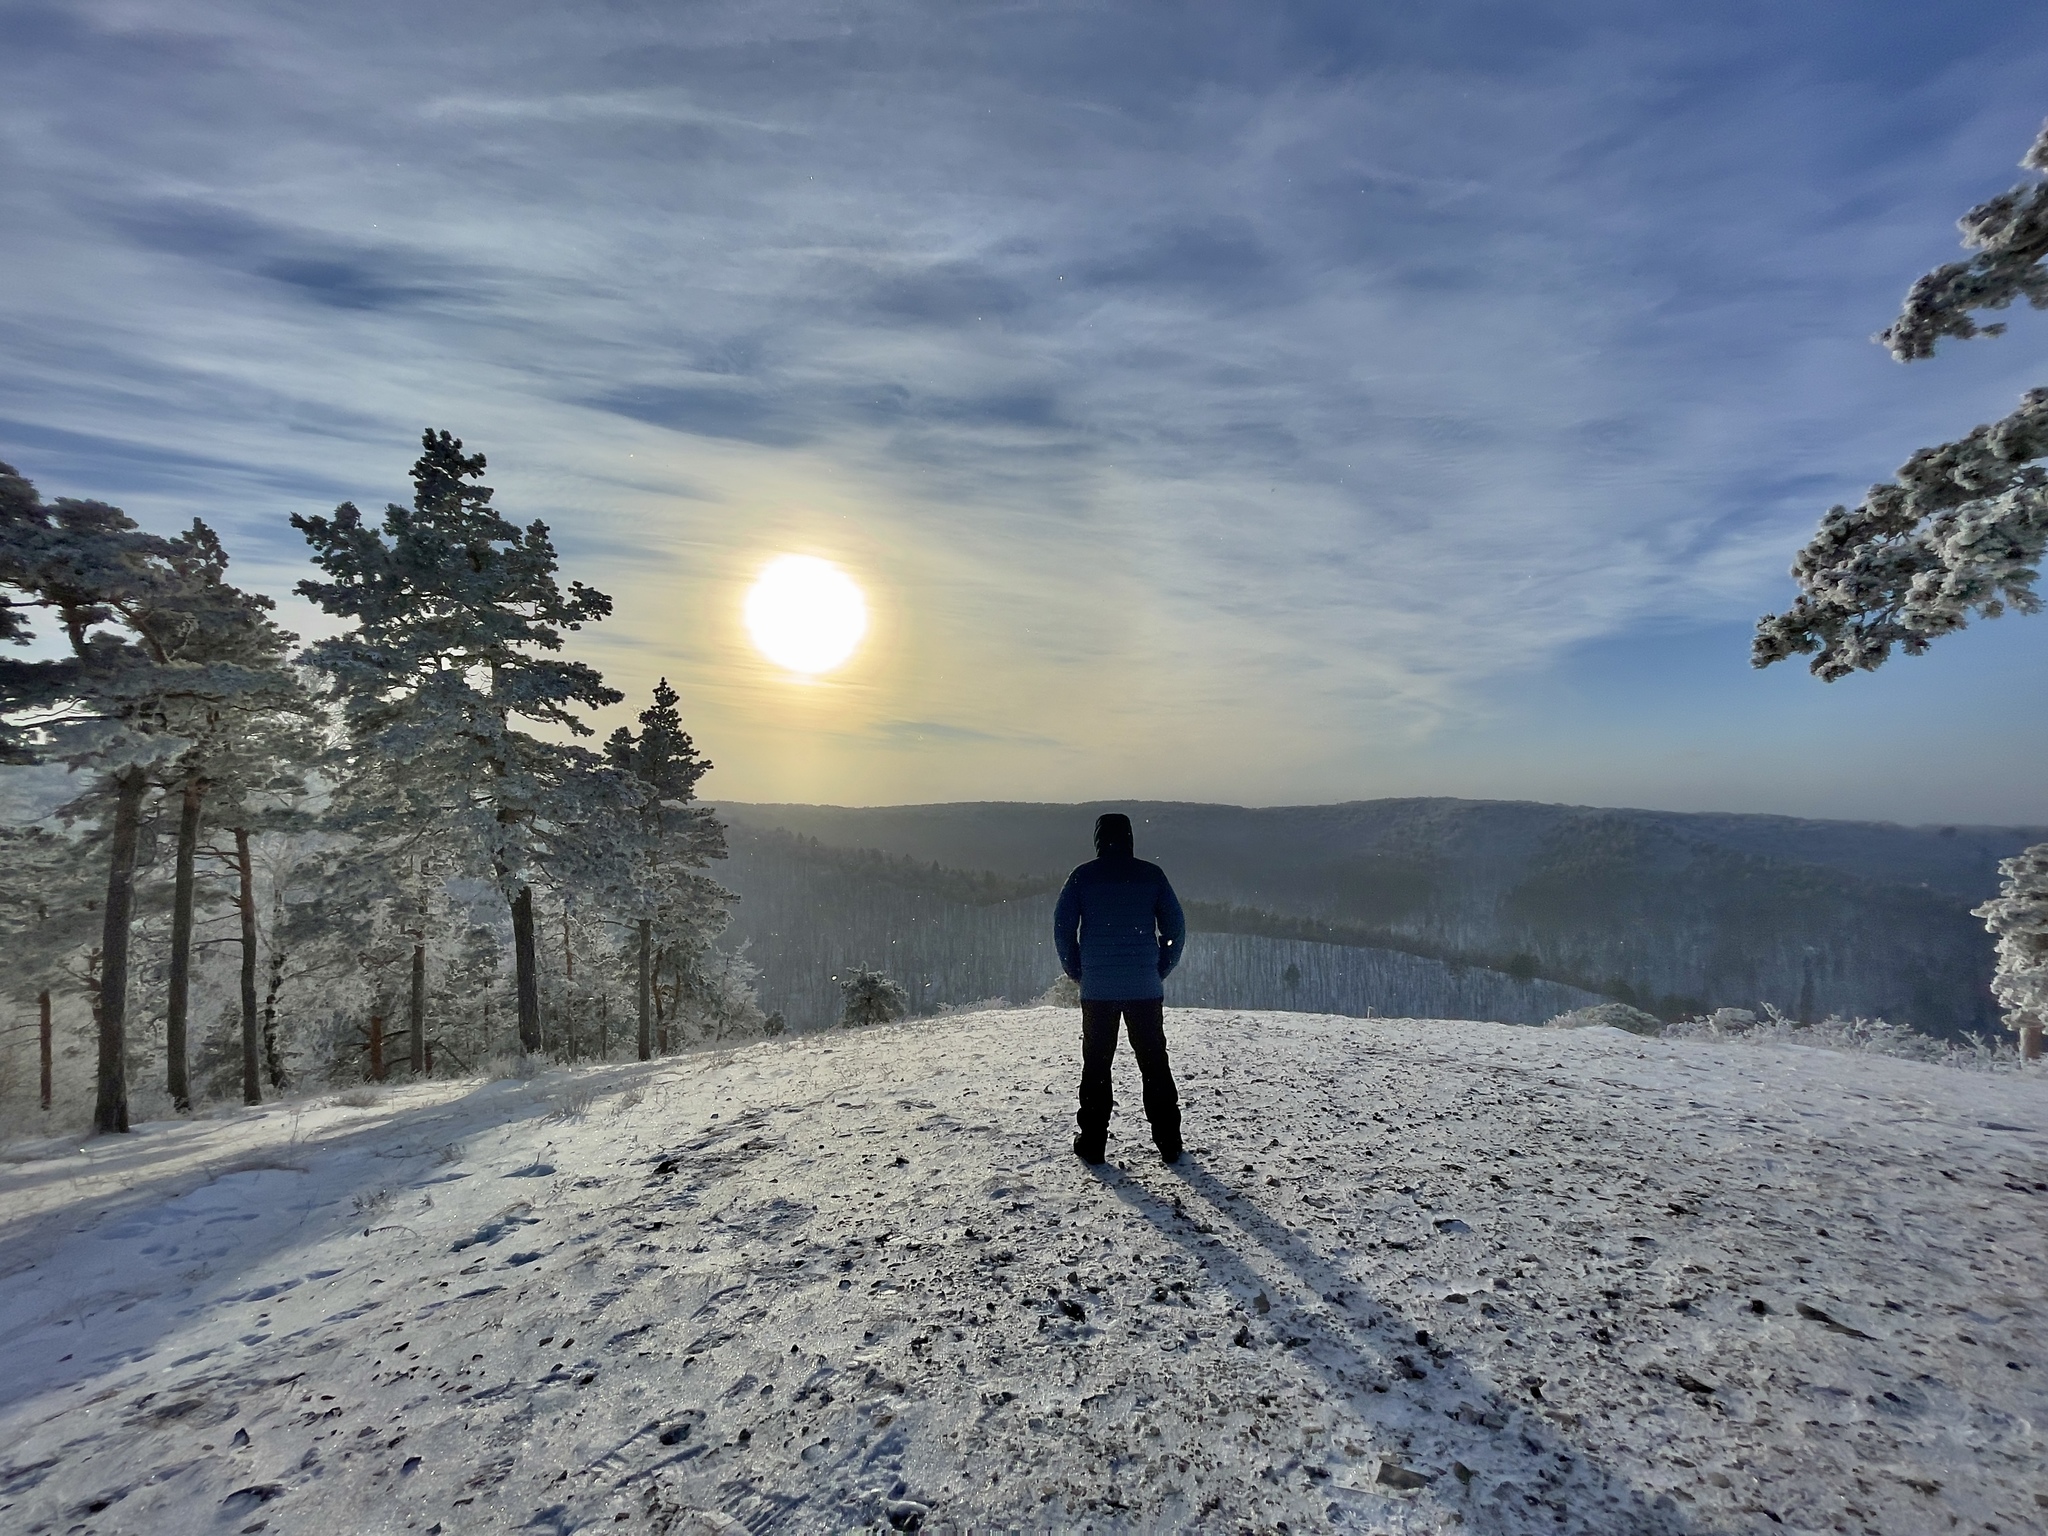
[1158,1140,1183,1165]
[1073,1133,1106,1165]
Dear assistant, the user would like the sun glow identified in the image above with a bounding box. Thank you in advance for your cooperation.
[744,555,868,675]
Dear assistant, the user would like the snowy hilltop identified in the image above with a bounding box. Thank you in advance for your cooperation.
[2,1008,2043,1534]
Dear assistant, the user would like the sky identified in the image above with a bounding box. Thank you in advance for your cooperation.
[5,0,2048,823]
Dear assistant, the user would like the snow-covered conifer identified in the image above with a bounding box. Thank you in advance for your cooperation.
[2,474,176,1130]
[294,430,622,1057]
[285,851,426,1082]
[1,466,290,1130]
[140,521,324,1109]
[1754,122,2048,1043]
[838,966,908,1028]
[208,794,322,1104]
[602,678,735,1058]
[1973,846,2048,1056]
[1755,122,2048,680]
[0,821,103,1112]
[429,921,506,1069]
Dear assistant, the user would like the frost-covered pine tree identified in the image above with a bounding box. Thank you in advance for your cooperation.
[429,920,506,1068]
[247,821,330,1092]
[838,966,908,1028]
[3,468,174,1131]
[294,783,492,1079]
[203,766,322,1104]
[2,464,291,1130]
[603,678,734,1058]
[1974,848,2048,1057]
[1,462,94,765]
[687,943,768,1041]
[139,521,323,1110]
[1754,121,2048,678]
[261,839,401,1082]
[0,821,104,1113]
[294,430,621,1056]
[1755,121,2048,1051]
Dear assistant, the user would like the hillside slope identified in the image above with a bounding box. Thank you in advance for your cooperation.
[3,1013,2043,1534]
[718,799,2043,1034]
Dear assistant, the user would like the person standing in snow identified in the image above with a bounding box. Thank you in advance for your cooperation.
[1053,812,1188,1165]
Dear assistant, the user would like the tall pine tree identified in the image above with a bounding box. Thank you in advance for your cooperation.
[294,430,621,1054]
[143,521,322,1110]
[603,678,731,1059]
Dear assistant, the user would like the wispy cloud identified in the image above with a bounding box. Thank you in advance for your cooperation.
[6,2,2048,813]
[872,720,1062,750]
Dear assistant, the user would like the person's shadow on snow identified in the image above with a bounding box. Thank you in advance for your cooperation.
[1083,1152,1719,1536]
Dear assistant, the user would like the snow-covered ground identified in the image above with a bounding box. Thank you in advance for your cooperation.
[2,1008,2044,1535]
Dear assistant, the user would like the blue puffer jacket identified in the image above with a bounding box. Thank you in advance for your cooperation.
[1052,853,1187,1001]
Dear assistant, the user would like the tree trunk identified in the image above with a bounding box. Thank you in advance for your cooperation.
[637,918,652,1061]
[651,943,666,1054]
[261,938,289,1090]
[665,956,682,1053]
[166,778,204,1113]
[369,1013,385,1081]
[235,828,260,1105]
[94,765,145,1135]
[39,989,52,1112]
[658,953,672,1055]
[409,942,427,1075]
[561,896,574,1060]
[512,884,542,1052]
[2022,1022,2044,1062]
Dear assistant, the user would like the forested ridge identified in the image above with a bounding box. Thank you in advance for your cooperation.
[720,800,2030,1036]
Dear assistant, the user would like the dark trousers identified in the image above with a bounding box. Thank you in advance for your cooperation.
[1077,998,1181,1151]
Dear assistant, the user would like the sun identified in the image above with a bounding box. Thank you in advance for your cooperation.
[744,555,868,675]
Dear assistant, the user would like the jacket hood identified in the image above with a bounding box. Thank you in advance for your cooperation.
[1093,812,1135,857]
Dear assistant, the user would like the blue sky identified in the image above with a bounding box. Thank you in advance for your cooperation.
[6,1,2048,821]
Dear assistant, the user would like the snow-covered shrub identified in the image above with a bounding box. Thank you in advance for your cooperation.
[837,967,908,1028]
[1704,1007,1760,1032]
[1035,975,1081,1008]
[544,1088,596,1122]
[1544,1002,1662,1035]
[1663,1004,2020,1069]
[1972,842,2048,1040]
[487,1051,541,1081]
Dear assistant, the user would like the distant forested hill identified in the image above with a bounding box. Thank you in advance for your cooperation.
[711,798,2041,1038]
[716,826,1605,1032]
